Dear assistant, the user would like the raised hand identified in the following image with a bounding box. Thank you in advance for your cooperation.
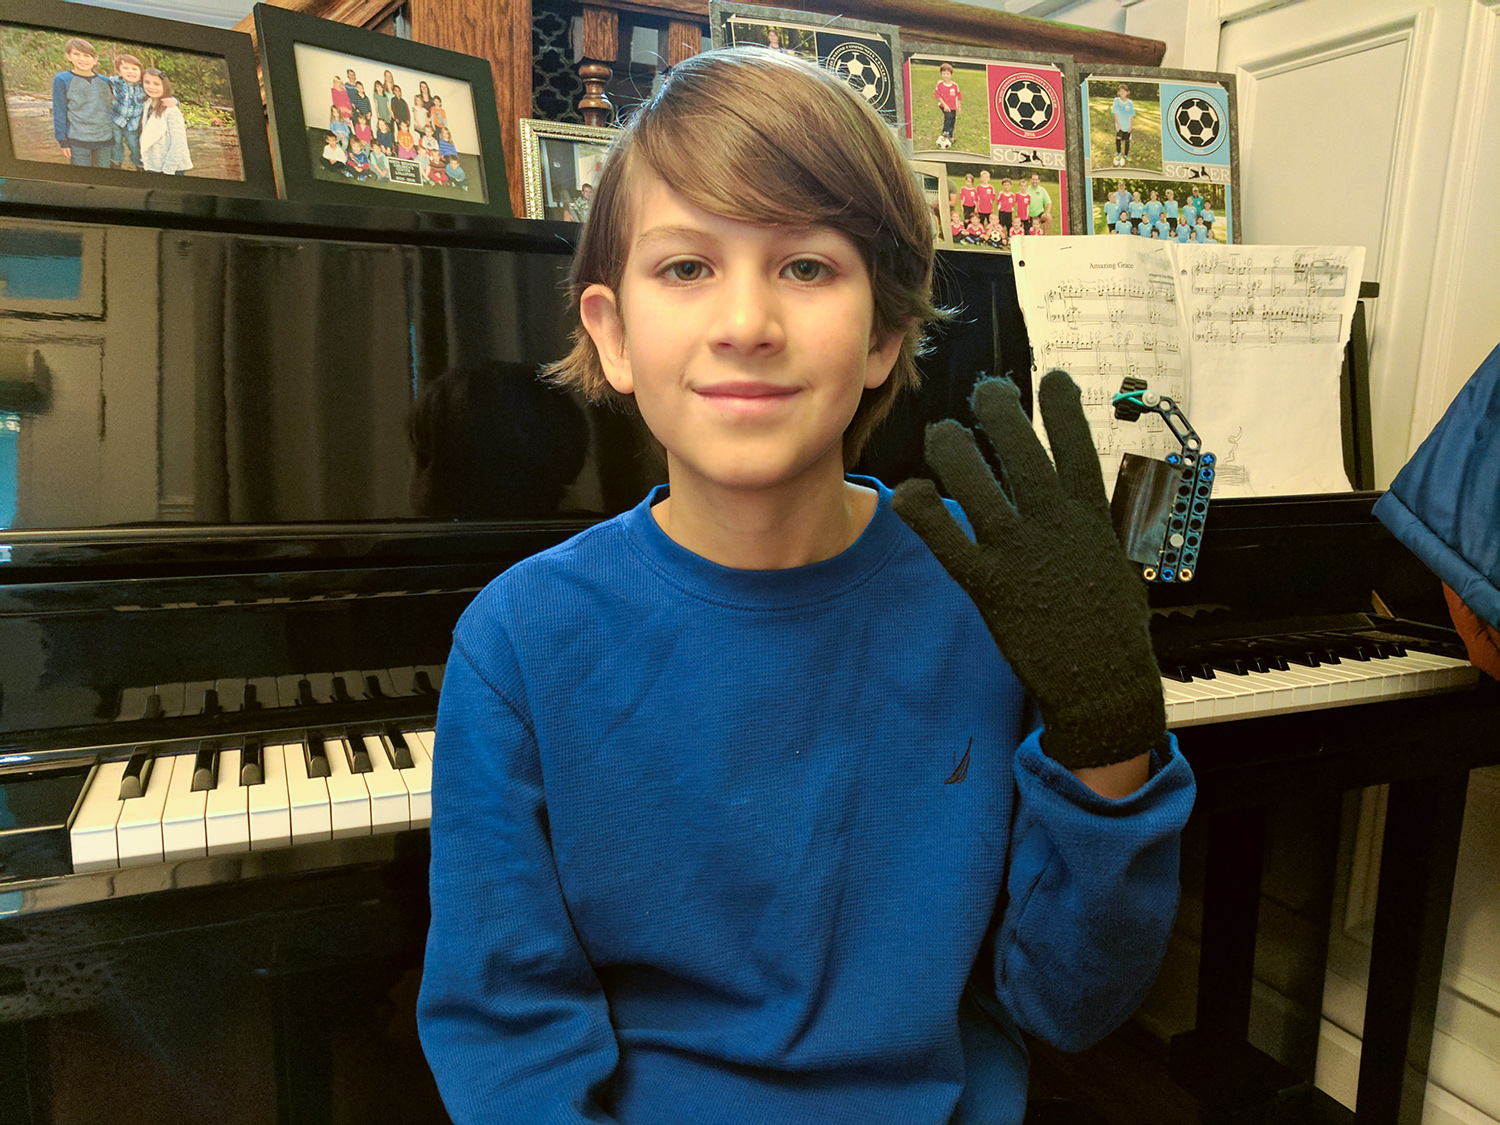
[892,370,1165,770]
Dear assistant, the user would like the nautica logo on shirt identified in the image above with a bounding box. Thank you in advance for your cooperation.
[944,737,973,785]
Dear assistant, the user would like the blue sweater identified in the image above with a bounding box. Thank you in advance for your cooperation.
[418,478,1195,1124]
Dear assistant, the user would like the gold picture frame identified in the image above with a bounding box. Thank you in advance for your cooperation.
[518,118,614,222]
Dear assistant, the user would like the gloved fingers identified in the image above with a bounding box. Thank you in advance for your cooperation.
[923,420,1020,544]
[892,477,985,583]
[1037,370,1110,515]
[969,378,1064,515]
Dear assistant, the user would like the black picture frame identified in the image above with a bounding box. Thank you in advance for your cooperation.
[254,3,510,216]
[0,0,274,197]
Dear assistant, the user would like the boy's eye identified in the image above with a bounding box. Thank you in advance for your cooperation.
[664,260,707,282]
[783,259,828,283]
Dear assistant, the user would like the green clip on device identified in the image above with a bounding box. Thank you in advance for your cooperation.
[1108,378,1215,583]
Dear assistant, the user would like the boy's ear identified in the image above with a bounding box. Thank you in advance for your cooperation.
[579,283,632,394]
[865,320,911,390]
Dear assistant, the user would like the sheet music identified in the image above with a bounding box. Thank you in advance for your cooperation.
[1011,236,1365,497]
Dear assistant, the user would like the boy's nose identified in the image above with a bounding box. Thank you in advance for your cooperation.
[710,275,786,354]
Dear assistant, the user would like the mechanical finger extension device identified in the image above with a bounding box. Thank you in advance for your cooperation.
[1108,378,1214,583]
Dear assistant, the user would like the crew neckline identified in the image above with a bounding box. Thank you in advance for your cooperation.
[620,475,903,609]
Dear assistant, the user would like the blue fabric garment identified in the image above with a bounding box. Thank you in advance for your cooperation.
[109,76,148,131]
[417,477,1195,1124]
[52,70,114,147]
[1374,342,1500,628]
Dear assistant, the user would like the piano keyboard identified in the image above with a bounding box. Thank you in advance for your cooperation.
[67,728,435,873]
[1163,649,1478,728]
[30,648,1480,878]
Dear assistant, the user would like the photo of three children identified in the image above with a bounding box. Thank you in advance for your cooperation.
[0,23,242,179]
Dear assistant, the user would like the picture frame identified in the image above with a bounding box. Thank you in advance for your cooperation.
[903,41,1083,256]
[1075,65,1241,245]
[518,118,614,223]
[0,0,274,197]
[254,3,510,215]
[708,2,904,131]
[0,219,104,319]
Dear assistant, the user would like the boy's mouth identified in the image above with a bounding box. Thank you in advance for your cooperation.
[695,382,799,413]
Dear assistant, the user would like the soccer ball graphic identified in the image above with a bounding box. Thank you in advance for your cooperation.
[826,43,888,106]
[936,133,953,149]
[1001,78,1055,135]
[1174,96,1222,149]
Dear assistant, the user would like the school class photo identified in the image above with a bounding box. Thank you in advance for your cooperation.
[291,40,485,201]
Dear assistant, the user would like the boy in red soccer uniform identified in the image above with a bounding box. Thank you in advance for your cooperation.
[1014,184,1032,233]
[957,173,978,224]
[975,169,997,229]
[996,176,1017,235]
[934,62,961,148]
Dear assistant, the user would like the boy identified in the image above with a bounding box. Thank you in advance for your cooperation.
[444,152,466,189]
[344,136,371,180]
[52,38,114,168]
[417,46,1193,1125]
[996,176,1016,235]
[320,132,347,175]
[108,52,147,170]
[958,171,977,224]
[1111,83,1135,167]
[934,61,961,147]
[975,167,997,228]
[351,78,372,122]
[1164,188,1179,234]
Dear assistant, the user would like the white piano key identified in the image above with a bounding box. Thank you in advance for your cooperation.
[404,729,435,828]
[183,680,218,715]
[69,760,128,872]
[361,735,412,832]
[1162,677,1218,727]
[304,672,336,704]
[281,741,332,844]
[246,676,279,710]
[416,664,445,692]
[161,751,209,861]
[326,738,373,839]
[115,754,171,867]
[387,667,418,697]
[277,674,304,709]
[205,748,250,856]
[248,744,293,851]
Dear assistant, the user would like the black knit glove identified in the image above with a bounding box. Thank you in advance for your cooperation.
[892,370,1165,770]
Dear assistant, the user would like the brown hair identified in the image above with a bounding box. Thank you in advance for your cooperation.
[143,67,173,117]
[114,52,143,72]
[63,38,96,58]
[545,46,944,466]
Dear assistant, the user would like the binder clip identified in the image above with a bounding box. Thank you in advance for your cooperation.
[1109,377,1214,583]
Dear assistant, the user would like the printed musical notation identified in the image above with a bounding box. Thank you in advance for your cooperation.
[1183,249,1354,346]
[1010,237,1366,498]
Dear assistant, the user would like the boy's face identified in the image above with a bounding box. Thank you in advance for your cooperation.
[66,48,97,73]
[940,65,952,78]
[347,70,356,80]
[117,60,142,83]
[579,173,900,497]
[979,171,990,184]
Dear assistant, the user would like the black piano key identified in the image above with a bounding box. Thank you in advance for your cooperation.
[414,670,437,696]
[144,693,164,721]
[332,676,353,704]
[191,740,219,792]
[365,675,387,700]
[304,734,331,779]
[384,727,414,770]
[344,736,373,774]
[242,683,262,711]
[240,740,264,786]
[200,688,222,717]
[297,678,318,707]
[118,749,154,800]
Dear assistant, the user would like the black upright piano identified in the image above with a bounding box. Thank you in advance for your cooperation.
[0,180,1495,1125]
